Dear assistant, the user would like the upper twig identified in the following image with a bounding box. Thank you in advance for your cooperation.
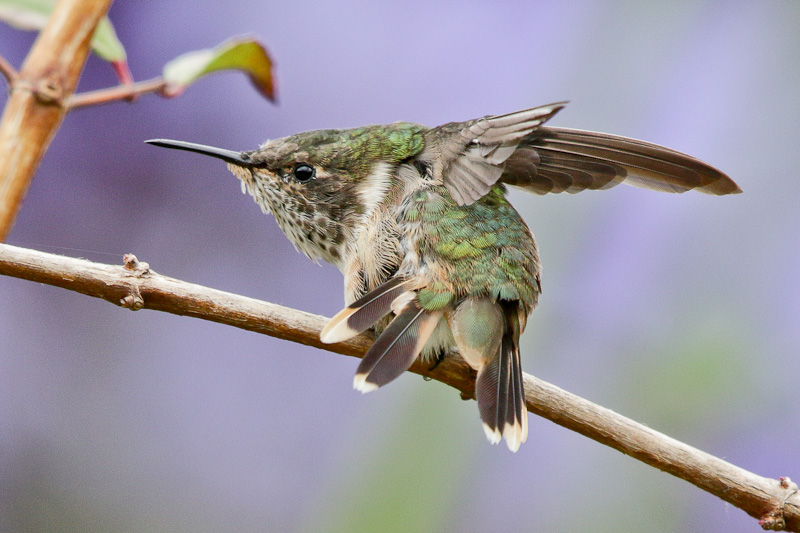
[67,78,169,110]
[0,53,17,84]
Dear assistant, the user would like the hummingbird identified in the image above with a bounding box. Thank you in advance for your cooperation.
[146,102,740,452]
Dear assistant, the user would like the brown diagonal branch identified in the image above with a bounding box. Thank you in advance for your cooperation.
[0,242,797,531]
[0,0,113,241]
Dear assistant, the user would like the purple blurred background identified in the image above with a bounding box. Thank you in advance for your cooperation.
[1,1,799,531]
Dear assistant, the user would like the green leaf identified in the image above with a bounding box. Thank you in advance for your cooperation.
[90,15,126,62]
[0,0,127,61]
[162,36,276,101]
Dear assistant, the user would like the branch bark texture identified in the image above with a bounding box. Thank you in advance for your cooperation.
[0,0,113,241]
[0,242,797,531]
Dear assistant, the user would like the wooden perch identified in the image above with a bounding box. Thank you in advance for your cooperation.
[0,242,797,531]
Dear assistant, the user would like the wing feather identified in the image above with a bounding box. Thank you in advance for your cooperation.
[320,276,410,344]
[506,127,741,196]
[422,103,740,205]
[353,299,441,392]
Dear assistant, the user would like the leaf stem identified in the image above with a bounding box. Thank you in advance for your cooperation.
[0,53,17,84]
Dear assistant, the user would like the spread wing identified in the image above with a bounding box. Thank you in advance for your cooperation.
[502,127,741,196]
[426,103,741,206]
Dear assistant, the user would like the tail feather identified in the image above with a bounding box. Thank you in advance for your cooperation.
[320,276,409,344]
[475,301,528,452]
[514,334,529,444]
[353,298,441,393]
[502,327,527,448]
[476,347,510,445]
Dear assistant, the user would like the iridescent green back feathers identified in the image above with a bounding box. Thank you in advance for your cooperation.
[406,185,540,314]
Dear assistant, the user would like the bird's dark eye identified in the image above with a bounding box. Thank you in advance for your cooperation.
[292,163,316,183]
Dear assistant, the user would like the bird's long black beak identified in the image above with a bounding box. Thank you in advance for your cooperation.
[145,139,255,166]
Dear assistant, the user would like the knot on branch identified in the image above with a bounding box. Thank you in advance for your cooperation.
[120,291,144,311]
[119,254,150,311]
[759,477,799,531]
[34,76,65,105]
[123,253,150,274]
[12,75,66,107]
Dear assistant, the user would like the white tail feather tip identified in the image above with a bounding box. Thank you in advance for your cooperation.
[353,374,379,394]
[503,424,524,453]
[482,423,502,445]
[320,319,360,344]
[521,414,529,444]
